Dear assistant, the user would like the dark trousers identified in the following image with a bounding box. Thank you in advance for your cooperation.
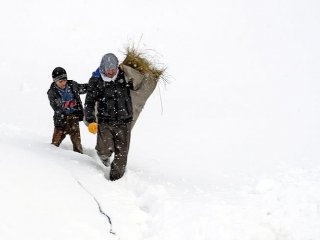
[96,122,131,181]
[51,115,83,154]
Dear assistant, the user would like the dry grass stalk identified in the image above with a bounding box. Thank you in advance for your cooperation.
[122,46,166,81]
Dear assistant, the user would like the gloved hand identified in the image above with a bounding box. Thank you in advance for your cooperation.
[88,122,98,134]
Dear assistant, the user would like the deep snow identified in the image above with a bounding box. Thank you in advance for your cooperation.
[1,0,320,239]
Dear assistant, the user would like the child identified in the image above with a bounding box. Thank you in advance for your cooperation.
[47,67,88,153]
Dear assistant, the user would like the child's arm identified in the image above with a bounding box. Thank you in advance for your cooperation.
[78,83,88,94]
[47,90,64,113]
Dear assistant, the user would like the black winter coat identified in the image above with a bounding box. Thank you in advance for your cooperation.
[84,68,133,124]
[47,80,88,127]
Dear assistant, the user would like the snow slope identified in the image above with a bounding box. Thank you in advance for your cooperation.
[1,0,320,239]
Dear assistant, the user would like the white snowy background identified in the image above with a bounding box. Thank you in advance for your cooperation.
[0,0,320,239]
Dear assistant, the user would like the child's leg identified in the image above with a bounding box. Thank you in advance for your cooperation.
[68,117,83,154]
[52,127,66,146]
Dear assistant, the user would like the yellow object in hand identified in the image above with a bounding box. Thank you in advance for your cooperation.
[88,122,98,134]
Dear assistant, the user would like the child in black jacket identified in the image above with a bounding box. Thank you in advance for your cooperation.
[47,67,88,153]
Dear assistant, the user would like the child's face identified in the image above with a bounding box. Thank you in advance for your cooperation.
[55,79,67,89]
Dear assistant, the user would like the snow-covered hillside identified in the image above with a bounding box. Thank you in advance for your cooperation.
[1,0,320,239]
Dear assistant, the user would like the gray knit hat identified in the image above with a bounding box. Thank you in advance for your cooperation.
[99,53,119,74]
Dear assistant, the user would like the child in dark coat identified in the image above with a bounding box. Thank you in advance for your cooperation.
[47,67,88,153]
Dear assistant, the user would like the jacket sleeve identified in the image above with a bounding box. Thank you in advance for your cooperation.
[47,89,66,127]
[78,83,88,94]
[70,80,88,94]
[47,89,64,113]
[84,78,98,123]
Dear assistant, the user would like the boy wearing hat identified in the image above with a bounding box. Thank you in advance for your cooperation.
[47,67,88,153]
[84,53,136,180]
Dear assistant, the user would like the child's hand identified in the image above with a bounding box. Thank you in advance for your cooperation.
[88,122,98,134]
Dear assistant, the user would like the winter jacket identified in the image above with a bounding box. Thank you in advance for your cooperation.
[84,67,134,124]
[47,80,88,127]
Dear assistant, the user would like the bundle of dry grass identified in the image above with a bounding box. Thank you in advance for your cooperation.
[122,46,166,81]
[120,46,167,129]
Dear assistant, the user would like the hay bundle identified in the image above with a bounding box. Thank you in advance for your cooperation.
[121,47,166,129]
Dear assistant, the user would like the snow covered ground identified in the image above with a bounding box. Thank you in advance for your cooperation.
[1,0,320,239]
